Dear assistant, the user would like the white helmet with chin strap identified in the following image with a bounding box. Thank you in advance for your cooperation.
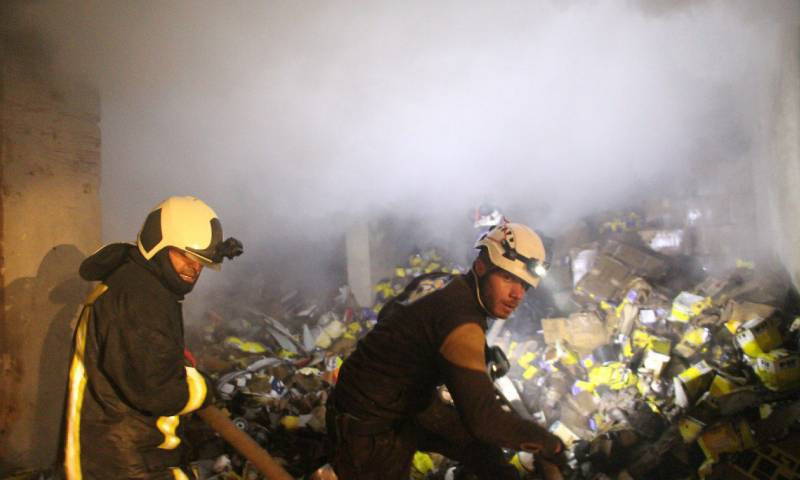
[474,223,548,288]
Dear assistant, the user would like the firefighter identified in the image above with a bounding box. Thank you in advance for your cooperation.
[63,196,242,479]
[328,223,565,480]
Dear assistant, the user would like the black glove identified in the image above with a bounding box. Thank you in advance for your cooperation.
[486,345,510,380]
[539,434,567,468]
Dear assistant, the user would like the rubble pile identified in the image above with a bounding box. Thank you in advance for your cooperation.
[185,249,464,479]
[486,211,800,479]
[184,284,375,479]
[181,215,800,480]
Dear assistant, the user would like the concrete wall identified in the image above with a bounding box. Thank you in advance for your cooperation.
[0,40,101,473]
[757,24,800,290]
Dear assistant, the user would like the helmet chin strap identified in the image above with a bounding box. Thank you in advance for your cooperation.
[471,267,492,316]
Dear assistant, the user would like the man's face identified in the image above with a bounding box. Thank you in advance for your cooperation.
[168,248,204,284]
[481,269,528,319]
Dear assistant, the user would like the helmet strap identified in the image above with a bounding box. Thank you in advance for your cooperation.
[154,249,195,296]
[471,259,497,317]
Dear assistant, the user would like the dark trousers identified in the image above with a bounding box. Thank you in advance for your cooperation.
[327,398,519,480]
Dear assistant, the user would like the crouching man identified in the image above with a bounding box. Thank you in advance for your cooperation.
[328,223,564,480]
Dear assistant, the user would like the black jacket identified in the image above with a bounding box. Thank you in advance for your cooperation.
[64,244,208,479]
[334,272,551,451]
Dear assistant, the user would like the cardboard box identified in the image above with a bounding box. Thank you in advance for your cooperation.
[541,317,569,345]
[674,360,715,408]
[754,349,800,392]
[567,312,610,354]
[541,313,609,355]
[722,301,777,334]
[670,292,711,323]
[603,240,668,279]
[735,316,783,358]
[575,255,631,303]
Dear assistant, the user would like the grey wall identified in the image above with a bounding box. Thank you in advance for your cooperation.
[755,22,800,290]
[0,40,101,473]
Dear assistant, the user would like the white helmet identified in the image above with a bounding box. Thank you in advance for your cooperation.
[137,196,224,269]
[475,223,548,287]
[474,209,505,228]
[473,204,506,229]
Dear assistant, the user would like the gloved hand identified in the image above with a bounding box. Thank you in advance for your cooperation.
[199,369,217,409]
[520,434,567,468]
[539,434,567,468]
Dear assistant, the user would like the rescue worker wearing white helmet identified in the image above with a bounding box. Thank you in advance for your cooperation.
[64,196,242,480]
[329,223,564,480]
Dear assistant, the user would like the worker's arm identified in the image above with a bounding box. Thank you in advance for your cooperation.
[438,322,562,455]
[98,296,209,416]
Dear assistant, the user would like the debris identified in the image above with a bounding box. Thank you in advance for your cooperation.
[169,210,800,480]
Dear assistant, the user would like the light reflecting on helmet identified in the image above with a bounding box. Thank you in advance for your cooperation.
[475,223,548,288]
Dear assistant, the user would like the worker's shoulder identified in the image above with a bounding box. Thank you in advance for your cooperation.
[396,272,463,307]
[407,274,482,321]
[102,261,172,304]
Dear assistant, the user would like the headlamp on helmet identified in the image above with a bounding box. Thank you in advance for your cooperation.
[475,223,548,288]
[499,235,550,279]
[137,196,244,269]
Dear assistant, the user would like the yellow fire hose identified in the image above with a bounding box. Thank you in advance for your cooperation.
[197,405,294,480]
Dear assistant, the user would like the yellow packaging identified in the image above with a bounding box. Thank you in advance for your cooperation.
[735,316,782,358]
[573,380,596,394]
[224,336,268,354]
[517,351,537,369]
[708,373,740,397]
[674,360,715,408]
[588,363,638,390]
[670,292,710,323]
[515,350,540,379]
[347,322,363,335]
[678,416,706,443]
[621,337,634,359]
[754,349,800,391]
[522,366,539,380]
[675,327,711,358]
[510,452,535,473]
[280,415,301,430]
[582,354,595,370]
[632,330,652,349]
[556,342,580,366]
[698,419,755,460]
[411,452,434,479]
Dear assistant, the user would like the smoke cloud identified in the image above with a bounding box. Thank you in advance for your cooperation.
[3,0,797,316]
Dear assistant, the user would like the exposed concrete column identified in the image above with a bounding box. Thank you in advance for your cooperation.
[346,219,373,308]
[0,40,101,472]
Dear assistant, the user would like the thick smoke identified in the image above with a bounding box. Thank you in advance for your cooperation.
[3,0,797,318]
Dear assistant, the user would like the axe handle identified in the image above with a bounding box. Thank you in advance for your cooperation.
[197,406,294,480]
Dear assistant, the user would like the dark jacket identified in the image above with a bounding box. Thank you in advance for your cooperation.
[64,244,208,480]
[334,272,551,451]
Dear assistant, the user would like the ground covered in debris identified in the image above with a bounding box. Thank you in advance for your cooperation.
[8,208,800,480]
[176,208,800,480]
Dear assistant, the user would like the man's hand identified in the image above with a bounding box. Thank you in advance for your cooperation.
[520,433,567,467]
